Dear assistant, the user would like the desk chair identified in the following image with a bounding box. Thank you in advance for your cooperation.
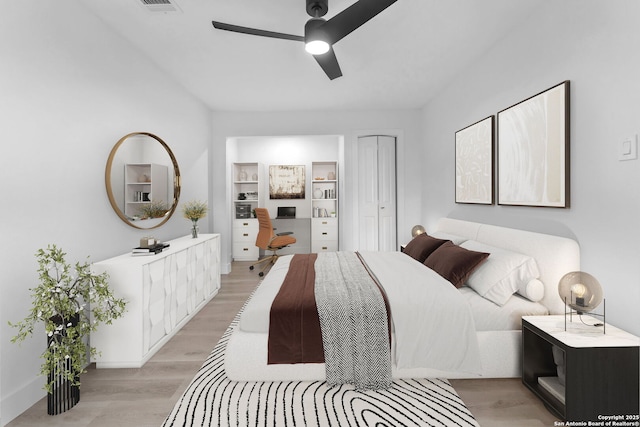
[250,208,297,277]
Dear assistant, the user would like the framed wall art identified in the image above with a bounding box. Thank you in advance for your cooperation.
[455,115,494,204]
[497,81,570,208]
[269,165,306,199]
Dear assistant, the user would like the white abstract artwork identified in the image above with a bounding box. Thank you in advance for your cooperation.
[498,81,569,207]
[455,116,494,204]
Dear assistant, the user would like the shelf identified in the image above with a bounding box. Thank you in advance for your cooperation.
[538,376,565,405]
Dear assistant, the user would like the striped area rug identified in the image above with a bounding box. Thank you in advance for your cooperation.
[163,309,479,427]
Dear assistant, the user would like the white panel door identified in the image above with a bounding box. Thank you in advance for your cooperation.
[358,136,397,251]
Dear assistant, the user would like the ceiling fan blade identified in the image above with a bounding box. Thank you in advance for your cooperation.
[321,0,397,45]
[212,21,304,42]
[313,47,343,80]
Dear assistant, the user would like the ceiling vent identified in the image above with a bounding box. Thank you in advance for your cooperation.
[138,0,182,14]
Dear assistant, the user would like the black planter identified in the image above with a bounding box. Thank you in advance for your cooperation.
[47,314,81,415]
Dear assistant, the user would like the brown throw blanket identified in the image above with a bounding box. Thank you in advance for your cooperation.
[267,253,324,364]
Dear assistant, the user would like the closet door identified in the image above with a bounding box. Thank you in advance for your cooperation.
[358,136,397,251]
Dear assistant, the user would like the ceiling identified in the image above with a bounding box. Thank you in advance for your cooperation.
[78,0,544,112]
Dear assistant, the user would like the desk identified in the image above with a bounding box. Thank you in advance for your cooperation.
[271,218,311,255]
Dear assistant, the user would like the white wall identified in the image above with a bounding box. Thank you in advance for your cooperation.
[210,110,423,273]
[419,0,640,335]
[0,3,211,424]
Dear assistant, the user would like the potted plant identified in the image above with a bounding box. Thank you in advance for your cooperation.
[9,245,127,414]
[182,200,208,238]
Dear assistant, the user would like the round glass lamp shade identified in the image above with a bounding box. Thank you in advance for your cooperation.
[558,271,603,313]
[411,225,426,238]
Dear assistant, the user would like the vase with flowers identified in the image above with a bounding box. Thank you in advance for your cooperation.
[182,200,208,238]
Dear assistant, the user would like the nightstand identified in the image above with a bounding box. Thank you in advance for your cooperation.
[522,315,639,423]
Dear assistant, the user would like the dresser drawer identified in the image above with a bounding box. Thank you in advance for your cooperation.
[234,218,258,230]
[312,226,337,241]
[233,244,258,260]
[233,229,256,243]
[312,218,337,238]
[312,241,338,253]
[312,218,337,228]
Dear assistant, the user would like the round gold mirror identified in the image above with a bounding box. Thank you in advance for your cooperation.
[105,132,181,229]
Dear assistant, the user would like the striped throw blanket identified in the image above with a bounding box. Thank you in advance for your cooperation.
[314,252,392,390]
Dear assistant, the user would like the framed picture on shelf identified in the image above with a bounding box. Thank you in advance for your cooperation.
[455,115,494,205]
[498,81,570,207]
[269,165,306,199]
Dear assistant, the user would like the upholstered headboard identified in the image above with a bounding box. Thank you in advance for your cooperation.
[435,218,580,315]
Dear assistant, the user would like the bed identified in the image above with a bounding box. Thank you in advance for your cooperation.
[225,218,580,381]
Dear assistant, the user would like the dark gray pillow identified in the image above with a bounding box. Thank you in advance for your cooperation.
[424,241,489,288]
[403,234,449,263]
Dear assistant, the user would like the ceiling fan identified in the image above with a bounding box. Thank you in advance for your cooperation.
[211,0,397,80]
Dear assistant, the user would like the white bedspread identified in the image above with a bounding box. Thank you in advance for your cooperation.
[360,251,481,373]
[239,252,482,375]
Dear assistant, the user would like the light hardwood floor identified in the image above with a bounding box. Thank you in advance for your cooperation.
[8,261,559,427]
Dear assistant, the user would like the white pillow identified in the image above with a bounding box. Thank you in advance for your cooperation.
[460,240,540,306]
[517,278,545,302]
[430,231,468,245]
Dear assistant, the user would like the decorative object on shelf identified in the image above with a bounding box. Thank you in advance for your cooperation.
[182,200,208,238]
[235,203,251,219]
[251,173,258,181]
[498,81,570,207]
[139,236,156,248]
[238,192,246,200]
[327,171,336,180]
[313,188,324,199]
[269,165,306,199]
[245,191,258,200]
[411,225,426,238]
[558,271,605,333]
[238,169,248,181]
[455,116,494,205]
[9,245,127,415]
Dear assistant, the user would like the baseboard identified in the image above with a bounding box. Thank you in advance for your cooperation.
[223,261,232,275]
[1,375,45,426]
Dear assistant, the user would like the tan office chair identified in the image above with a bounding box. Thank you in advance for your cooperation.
[250,208,297,277]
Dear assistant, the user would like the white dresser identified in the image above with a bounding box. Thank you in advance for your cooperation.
[91,234,221,368]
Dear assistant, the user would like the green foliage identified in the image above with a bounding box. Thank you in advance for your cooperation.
[182,200,208,221]
[9,245,127,393]
[138,200,169,219]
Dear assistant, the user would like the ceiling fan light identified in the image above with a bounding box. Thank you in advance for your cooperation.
[305,17,330,55]
[305,40,330,55]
